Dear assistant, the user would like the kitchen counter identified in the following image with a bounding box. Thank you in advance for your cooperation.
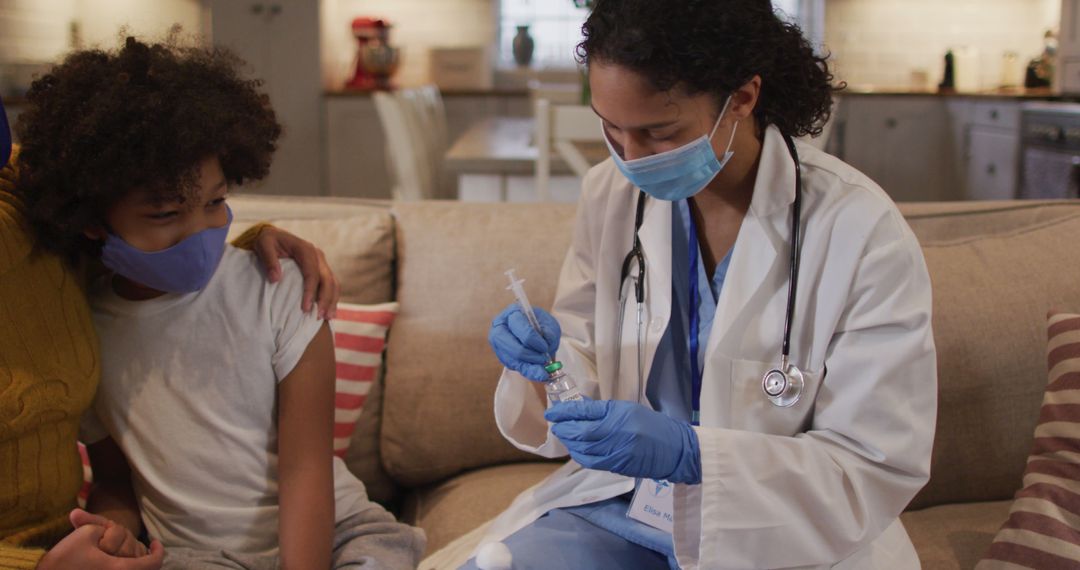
[839,87,1076,101]
[326,87,529,98]
[325,87,1080,102]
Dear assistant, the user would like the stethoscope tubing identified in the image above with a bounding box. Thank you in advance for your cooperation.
[616,131,805,407]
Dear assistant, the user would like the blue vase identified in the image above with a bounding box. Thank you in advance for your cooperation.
[513,25,535,67]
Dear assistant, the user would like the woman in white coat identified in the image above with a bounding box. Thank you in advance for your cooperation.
[475,1,937,568]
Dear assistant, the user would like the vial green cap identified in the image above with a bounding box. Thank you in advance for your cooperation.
[544,361,564,374]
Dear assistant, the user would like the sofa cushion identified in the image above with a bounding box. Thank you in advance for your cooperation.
[402,462,560,554]
[899,201,1080,243]
[228,196,395,304]
[901,500,1012,570]
[906,205,1080,510]
[381,202,575,487]
[978,311,1080,569]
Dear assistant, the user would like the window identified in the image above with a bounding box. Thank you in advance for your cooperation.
[498,0,590,68]
[497,1,824,69]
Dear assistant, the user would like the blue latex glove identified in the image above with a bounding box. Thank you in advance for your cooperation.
[488,303,561,382]
[546,399,702,484]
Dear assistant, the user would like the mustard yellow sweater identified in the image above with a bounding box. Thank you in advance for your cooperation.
[0,149,269,568]
[0,149,97,568]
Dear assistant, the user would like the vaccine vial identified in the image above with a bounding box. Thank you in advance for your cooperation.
[544,361,583,403]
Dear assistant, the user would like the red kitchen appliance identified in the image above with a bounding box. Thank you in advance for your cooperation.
[346,17,400,91]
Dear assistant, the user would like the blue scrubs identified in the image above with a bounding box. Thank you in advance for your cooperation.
[461,201,732,570]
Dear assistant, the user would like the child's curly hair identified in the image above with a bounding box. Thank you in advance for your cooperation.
[15,34,281,260]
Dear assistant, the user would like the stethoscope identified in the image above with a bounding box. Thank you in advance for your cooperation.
[617,131,805,409]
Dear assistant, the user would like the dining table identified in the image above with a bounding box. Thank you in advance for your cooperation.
[443,116,609,201]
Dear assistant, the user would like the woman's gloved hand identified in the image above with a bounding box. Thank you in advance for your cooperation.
[489,304,561,381]
[546,399,702,484]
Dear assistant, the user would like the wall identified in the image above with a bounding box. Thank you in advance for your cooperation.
[75,0,203,49]
[0,0,77,63]
[322,0,496,89]
[825,0,1061,91]
[0,0,203,97]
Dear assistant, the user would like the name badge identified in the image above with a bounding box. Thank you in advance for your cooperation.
[627,478,675,534]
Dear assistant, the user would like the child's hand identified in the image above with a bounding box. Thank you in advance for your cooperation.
[38,524,165,570]
[69,508,151,558]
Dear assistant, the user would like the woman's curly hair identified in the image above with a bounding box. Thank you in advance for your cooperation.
[15,34,281,260]
[577,0,843,138]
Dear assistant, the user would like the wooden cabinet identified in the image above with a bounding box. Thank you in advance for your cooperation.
[325,97,390,199]
[966,127,1020,200]
[835,95,1021,202]
[952,99,1022,200]
[836,96,962,202]
[204,0,322,196]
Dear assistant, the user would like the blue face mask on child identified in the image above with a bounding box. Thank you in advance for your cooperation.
[100,206,233,293]
[604,96,738,202]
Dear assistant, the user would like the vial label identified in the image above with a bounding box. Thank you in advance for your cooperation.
[549,386,583,403]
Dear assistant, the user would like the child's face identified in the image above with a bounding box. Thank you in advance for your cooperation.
[104,156,230,253]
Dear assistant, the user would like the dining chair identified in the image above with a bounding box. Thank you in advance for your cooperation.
[373,90,434,201]
[534,98,603,201]
[529,81,582,117]
[416,85,449,168]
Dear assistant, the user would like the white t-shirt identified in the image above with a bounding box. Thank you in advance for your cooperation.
[82,246,369,555]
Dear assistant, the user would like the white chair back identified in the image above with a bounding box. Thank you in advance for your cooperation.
[416,85,449,163]
[373,89,445,201]
[529,82,582,118]
[535,99,603,201]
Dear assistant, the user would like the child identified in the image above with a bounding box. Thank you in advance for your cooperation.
[15,37,425,569]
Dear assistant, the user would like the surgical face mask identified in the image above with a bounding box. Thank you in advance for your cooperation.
[604,96,738,202]
[100,206,233,293]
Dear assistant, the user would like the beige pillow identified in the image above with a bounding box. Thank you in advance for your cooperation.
[228,213,395,305]
[978,312,1080,568]
[908,211,1080,510]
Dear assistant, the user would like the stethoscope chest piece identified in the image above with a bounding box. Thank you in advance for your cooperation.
[762,360,803,408]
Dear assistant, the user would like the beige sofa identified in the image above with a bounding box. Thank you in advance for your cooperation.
[228,195,1080,569]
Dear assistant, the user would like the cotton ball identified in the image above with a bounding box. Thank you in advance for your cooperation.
[475,541,513,570]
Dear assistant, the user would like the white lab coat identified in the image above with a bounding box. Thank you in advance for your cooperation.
[485,126,937,569]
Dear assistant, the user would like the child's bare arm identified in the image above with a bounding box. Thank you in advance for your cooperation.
[277,322,336,570]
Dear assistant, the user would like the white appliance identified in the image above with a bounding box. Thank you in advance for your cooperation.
[1020,102,1080,199]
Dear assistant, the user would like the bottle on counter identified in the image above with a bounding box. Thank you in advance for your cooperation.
[938,50,955,93]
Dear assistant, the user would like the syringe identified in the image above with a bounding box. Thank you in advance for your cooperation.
[505,269,555,361]
[504,269,583,403]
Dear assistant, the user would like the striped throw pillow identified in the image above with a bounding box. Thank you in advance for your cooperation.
[979,311,1080,569]
[330,302,398,457]
[77,442,91,509]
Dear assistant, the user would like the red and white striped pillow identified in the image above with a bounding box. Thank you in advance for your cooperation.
[330,301,398,457]
[979,311,1080,569]
[77,301,398,501]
